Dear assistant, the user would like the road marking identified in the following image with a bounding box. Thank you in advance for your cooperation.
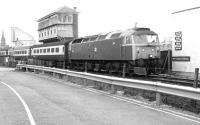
[0,81,36,125]
[27,72,200,124]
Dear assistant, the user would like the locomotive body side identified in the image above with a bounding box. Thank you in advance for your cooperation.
[69,28,160,75]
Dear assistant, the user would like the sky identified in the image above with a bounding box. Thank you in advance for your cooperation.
[0,0,200,46]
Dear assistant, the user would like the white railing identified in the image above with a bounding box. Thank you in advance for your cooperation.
[16,64,200,101]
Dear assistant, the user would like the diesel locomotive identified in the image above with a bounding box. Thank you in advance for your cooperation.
[10,27,162,75]
[69,27,160,75]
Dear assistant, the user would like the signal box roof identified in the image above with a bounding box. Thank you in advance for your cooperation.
[38,6,78,22]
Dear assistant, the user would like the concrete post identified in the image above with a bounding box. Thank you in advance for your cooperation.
[110,84,116,94]
[26,67,28,72]
[156,92,162,106]
[63,75,68,81]
[41,70,45,74]
[82,78,87,86]
[53,72,56,77]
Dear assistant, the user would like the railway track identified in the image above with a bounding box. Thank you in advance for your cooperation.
[148,74,199,87]
[85,70,199,88]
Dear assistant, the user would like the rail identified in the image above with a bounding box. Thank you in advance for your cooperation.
[16,64,200,105]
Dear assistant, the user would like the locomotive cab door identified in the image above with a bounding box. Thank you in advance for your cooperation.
[121,35,134,60]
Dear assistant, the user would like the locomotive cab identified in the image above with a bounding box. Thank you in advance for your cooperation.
[122,28,160,75]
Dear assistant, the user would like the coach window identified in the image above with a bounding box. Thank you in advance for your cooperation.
[51,48,54,53]
[37,49,39,53]
[56,48,59,53]
[40,49,42,53]
[47,48,50,53]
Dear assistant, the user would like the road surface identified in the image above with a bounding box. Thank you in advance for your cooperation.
[0,67,199,125]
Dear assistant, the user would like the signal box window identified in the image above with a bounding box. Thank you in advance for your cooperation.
[47,48,50,53]
[51,48,54,53]
[43,49,46,53]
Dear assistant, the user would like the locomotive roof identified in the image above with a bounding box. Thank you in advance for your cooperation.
[71,27,158,44]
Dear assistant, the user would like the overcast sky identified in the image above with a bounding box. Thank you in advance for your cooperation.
[0,0,199,45]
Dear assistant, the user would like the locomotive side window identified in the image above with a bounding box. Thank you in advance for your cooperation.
[98,35,107,40]
[89,36,98,41]
[82,38,90,43]
[72,38,83,44]
[110,33,121,39]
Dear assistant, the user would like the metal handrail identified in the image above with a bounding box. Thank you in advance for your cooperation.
[16,64,200,100]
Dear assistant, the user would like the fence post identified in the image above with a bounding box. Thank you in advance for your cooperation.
[194,68,199,88]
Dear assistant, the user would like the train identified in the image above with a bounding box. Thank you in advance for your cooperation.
[0,27,170,76]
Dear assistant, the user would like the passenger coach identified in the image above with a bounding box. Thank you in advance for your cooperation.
[31,41,70,68]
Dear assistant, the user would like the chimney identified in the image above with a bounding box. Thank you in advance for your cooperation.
[73,7,77,11]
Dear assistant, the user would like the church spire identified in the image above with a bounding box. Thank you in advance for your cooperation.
[1,31,6,48]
